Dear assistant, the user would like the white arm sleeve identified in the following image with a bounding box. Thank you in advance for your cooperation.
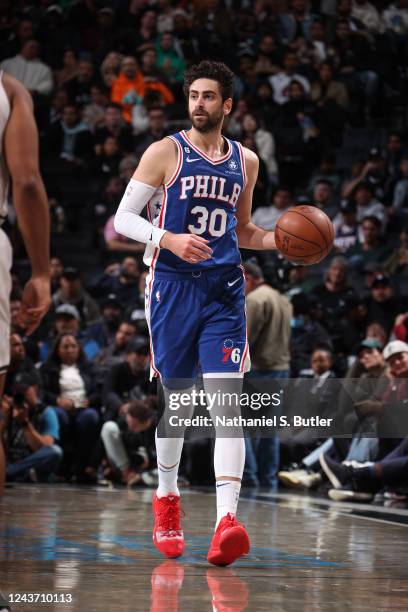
[114,178,167,248]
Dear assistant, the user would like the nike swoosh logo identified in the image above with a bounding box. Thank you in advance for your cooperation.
[216,482,230,488]
[228,278,241,287]
[186,156,201,163]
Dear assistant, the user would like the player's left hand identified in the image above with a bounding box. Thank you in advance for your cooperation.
[18,275,51,335]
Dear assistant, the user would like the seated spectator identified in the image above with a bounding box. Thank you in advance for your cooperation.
[3,373,62,483]
[289,293,332,376]
[312,179,338,218]
[90,257,140,304]
[119,155,139,183]
[101,399,156,486]
[104,342,152,421]
[310,62,348,146]
[140,46,168,82]
[384,226,408,275]
[321,340,408,501]
[273,79,320,186]
[4,334,40,396]
[308,153,342,194]
[268,51,310,105]
[94,320,139,370]
[390,155,408,219]
[135,106,170,156]
[91,136,122,180]
[365,274,406,335]
[94,103,134,156]
[346,216,393,269]
[41,333,101,482]
[55,48,79,88]
[85,294,124,351]
[241,135,269,210]
[254,34,281,77]
[50,257,64,294]
[0,39,53,97]
[111,55,145,123]
[155,32,186,84]
[252,186,293,230]
[64,58,96,107]
[312,257,357,315]
[82,83,110,132]
[353,183,388,236]
[333,200,359,253]
[44,88,70,130]
[252,81,280,132]
[241,113,278,183]
[52,266,100,327]
[277,0,317,46]
[100,51,123,87]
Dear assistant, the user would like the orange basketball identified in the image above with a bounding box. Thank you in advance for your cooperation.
[275,205,334,265]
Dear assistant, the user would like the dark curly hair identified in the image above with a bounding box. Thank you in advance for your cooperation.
[183,61,235,101]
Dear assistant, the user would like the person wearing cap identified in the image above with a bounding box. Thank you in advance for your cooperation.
[85,294,123,349]
[52,266,100,327]
[2,373,62,483]
[366,274,405,335]
[332,200,358,253]
[319,340,408,502]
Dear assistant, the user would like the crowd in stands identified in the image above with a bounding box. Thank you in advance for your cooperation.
[1,0,408,504]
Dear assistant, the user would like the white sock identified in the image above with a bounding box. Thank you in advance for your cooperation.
[155,433,183,498]
[155,384,195,498]
[215,479,241,527]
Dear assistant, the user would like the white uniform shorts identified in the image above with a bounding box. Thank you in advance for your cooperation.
[0,228,12,374]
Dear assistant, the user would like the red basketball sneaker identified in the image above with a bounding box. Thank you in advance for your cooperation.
[152,493,185,558]
[207,513,250,566]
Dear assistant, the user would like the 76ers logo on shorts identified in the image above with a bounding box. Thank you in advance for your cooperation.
[222,339,241,364]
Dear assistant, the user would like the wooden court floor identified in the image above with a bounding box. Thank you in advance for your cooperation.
[1,485,408,611]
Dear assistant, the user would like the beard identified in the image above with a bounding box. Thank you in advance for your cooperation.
[190,109,224,133]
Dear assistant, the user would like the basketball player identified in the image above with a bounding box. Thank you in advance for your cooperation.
[114,61,276,566]
[0,72,51,496]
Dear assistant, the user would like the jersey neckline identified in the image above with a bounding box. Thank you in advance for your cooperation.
[180,130,232,165]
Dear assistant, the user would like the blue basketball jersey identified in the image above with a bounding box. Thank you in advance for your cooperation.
[144,130,246,273]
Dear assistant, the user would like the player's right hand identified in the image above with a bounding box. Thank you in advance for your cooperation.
[18,275,51,335]
[160,232,213,264]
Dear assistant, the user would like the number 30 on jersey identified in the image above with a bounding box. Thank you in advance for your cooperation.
[188,206,227,237]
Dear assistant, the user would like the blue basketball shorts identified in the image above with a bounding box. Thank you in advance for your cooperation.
[145,265,250,382]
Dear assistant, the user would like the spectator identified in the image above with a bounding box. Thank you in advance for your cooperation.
[0,39,53,96]
[353,183,387,236]
[384,226,408,275]
[104,342,151,421]
[351,0,385,34]
[312,179,338,218]
[254,34,281,77]
[241,113,278,183]
[135,107,169,156]
[252,187,293,230]
[111,56,145,123]
[41,333,101,482]
[94,103,134,156]
[55,48,79,88]
[90,257,140,304]
[50,257,64,294]
[3,373,62,483]
[365,275,406,334]
[310,62,349,145]
[333,200,359,253]
[94,320,139,370]
[312,257,357,315]
[64,58,96,107]
[390,155,408,218]
[346,216,393,269]
[155,32,186,84]
[82,83,109,132]
[53,267,100,327]
[91,136,122,180]
[3,334,40,397]
[85,294,124,351]
[100,51,123,87]
[244,262,292,377]
[101,399,155,486]
[277,0,317,46]
[269,51,310,105]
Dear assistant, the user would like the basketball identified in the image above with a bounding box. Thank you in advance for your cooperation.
[275,205,334,265]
